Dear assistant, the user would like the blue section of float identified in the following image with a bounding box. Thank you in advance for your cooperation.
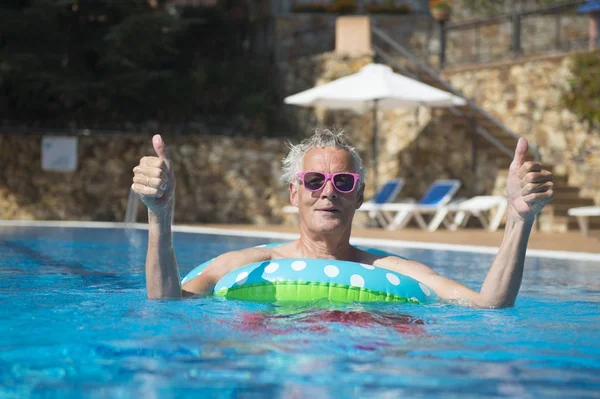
[181,242,408,285]
[180,242,437,304]
[212,257,437,304]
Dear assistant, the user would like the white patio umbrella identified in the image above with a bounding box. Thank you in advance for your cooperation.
[284,63,466,193]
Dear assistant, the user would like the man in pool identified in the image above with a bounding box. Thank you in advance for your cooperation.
[132,129,554,308]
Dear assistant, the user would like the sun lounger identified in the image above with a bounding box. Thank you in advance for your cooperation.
[355,179,405,226]
[567,206,600,235]
[446,195,508,231]
[379,179,462,231]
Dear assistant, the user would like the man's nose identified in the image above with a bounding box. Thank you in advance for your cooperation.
[320,179,337,198]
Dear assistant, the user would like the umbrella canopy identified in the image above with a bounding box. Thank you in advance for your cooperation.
[284,63,466,194]
[284,63,466,112]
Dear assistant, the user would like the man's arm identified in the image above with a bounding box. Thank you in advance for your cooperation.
[400,212,533,308]
[477,211,533,307]
[146,212,182,299]
[132,134,182,299]
[475,137,553,307]
[386,212,533,308]
[390,138,553,308]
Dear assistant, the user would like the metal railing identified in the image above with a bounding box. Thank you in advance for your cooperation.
[282,0,428,14]
[441,0,588,67]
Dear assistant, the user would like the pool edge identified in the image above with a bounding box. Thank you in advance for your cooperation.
[1,220,598,262]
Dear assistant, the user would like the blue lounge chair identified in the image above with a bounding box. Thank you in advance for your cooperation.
[355,178,405,226]
[379,179,461,231]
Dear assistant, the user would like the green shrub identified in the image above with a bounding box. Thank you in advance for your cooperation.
[0,1,280,135]
[292,0,357,14]
[367,1,411,14]
[562,52,600,130]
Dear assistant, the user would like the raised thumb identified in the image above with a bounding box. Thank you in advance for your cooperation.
[152,134,169,161]
[511,137,528,168]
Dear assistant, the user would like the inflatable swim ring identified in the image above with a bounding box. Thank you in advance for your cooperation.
[181,243,437,304]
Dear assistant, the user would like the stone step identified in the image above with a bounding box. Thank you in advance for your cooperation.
[438,114,533,159]
[551,201,596,213]
[474,134,518,146]
[551,215,600,231]
[472,136,541,161]
[553,190,585,200]
[552,194,594,205]
[495,169,596,231]
[553,185,581,194]
[441,111,511,133]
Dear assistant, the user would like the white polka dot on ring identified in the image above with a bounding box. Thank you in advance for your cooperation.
[324,265,339,277]
[235,272,249,285]
[350,274,365,288]
[264,262,279,274]
[386,273,400,286]
[291,261,307,271]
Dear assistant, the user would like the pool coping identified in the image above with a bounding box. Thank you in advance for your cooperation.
[1,220,599,262]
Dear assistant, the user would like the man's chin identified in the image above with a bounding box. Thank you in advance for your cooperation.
[312,219,347,234]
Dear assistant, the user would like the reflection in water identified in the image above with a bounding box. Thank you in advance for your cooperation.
[231,307,427,344]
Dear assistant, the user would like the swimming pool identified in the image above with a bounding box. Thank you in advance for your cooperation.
[1,224,599,398]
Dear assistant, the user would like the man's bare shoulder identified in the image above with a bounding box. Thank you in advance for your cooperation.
[211,246,273,267]
[182,246,281,295]
[202,243,297,277]
[372,254,438,279]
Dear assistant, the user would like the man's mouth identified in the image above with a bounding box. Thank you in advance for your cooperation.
[316,208,339,213]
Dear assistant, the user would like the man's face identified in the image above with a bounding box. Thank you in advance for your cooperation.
[289,147,364,234]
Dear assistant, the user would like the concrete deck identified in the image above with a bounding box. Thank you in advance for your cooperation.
[201,224,600,254]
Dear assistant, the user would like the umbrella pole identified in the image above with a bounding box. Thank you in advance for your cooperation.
[371,99,379,195]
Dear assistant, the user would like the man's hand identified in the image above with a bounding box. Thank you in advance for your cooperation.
[132,134,176,217]
[506,137,554,221]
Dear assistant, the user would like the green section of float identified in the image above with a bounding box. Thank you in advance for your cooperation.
[214,281,421,304]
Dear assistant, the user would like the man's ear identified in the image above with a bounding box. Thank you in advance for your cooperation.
[289,182,299,206]
[356,182,365,209]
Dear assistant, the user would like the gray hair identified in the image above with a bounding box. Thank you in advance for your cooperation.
[281,128,365,185]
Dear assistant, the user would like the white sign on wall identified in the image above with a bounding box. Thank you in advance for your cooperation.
[42,136,78,171]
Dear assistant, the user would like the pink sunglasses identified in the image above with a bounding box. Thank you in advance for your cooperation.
[296,171,361,193]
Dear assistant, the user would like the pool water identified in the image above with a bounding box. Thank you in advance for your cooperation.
[1,226,599,398]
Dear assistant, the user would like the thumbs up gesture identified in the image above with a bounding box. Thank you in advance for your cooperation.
[132,134,176,217]
[506,137,554,221]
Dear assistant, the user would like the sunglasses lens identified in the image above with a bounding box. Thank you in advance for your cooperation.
[333,173,356,192]
[303,172,326,191]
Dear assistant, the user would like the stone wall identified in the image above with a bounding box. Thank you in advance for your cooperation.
[2,50,598,223]
[0,134,291,224]
[444,52,600,205]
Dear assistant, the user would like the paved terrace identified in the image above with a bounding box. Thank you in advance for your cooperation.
[198,224,600,254]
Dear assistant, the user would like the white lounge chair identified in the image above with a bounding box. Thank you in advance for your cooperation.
[282,205,298,214]
[355,178,405,226]
[567,206,600,236]
[379,179,462,231]
[446,195,508,231]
